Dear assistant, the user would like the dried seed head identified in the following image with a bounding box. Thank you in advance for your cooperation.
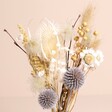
[63,68,84,90]
[38,89,58,109]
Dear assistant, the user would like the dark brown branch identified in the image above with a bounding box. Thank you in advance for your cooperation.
[4,29,27,54]
[72,14,81,28]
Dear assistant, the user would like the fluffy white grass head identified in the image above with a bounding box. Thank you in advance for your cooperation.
[24,38,39,55]
[30,77,46,93]
[60,20,74,41]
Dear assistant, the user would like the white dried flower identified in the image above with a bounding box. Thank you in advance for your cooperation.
[80,49,104,67]
[80,48,96,67]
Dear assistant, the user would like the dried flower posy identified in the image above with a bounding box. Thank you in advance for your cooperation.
[4,5,104,112]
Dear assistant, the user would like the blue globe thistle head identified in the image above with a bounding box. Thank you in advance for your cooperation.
[38,89,58,109]
[63,67,85,90]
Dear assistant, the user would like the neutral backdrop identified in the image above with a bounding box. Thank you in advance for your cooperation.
[0,0,112,112]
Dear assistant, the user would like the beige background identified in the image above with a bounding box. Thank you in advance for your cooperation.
[0,0,112,112]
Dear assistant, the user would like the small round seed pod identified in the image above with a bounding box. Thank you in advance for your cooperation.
[93,31,98,36]
[38,89,58,109]
[83,36,88,40]
[82,22,87,27]
[71,55,77,61]
[63,68,84,90]
[74,36,79,41]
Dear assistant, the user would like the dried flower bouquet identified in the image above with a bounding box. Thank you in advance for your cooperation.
[4,5,104,112]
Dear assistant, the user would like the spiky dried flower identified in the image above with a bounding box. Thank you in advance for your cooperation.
[38,89,58,109]
[63,68,84,90]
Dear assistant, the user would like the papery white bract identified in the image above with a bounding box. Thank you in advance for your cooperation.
[17,34,23,42]
[95,50,104,66]
[38,70,45,77]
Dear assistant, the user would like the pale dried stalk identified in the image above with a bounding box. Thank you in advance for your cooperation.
[67,63,91,112]
[66,54,81,112]
[67,90,78,112]
[57,85,71,112]
[66,66,79,111]
[51,108,55,112]
[54,74,58,112]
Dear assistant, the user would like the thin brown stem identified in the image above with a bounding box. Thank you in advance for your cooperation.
[67,14,81,69]
[84,67,91,77]
[4,29,27,54]
[72,14,81,28]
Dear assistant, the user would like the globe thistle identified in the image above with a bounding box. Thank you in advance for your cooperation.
[38,89,58,109]
[63,68,84,90]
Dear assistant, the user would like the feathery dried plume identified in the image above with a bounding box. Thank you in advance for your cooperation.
[38,89,58,109]
[30,77,46,93]
[18,25,29,43]
[18,25,39,55]
[60,20,74,41]
[63,68,84,90]
[89,38,101,50]
[81,4,95,25]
